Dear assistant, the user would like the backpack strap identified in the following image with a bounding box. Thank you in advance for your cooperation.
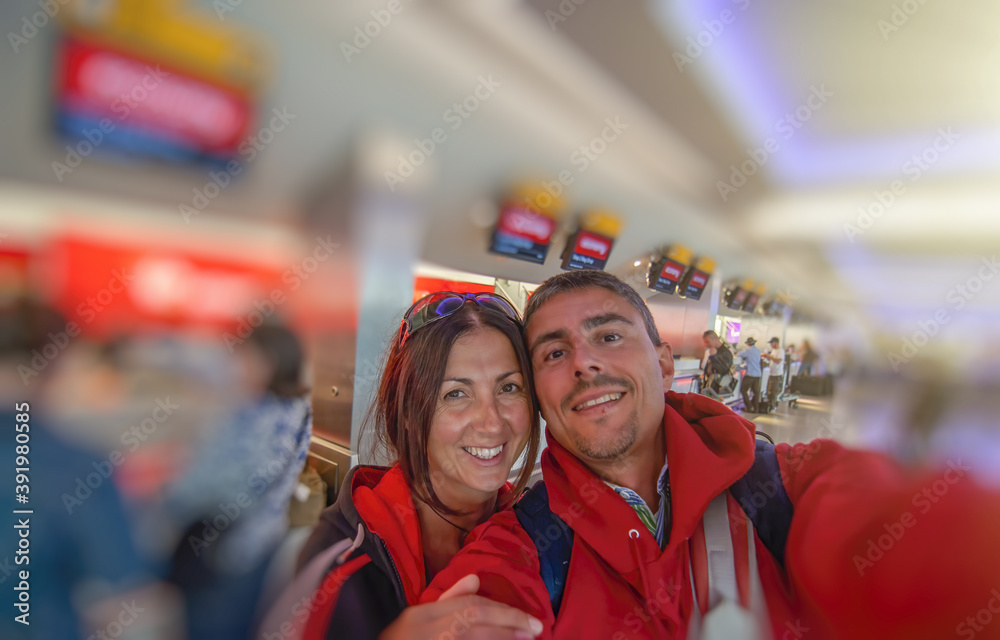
[518,440,793,616]
[729,439,794,569]
[513,482,573,616]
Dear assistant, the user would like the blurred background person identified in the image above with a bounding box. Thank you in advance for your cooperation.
[163,322,312,640]
[0,297,182,640]
[763,336,784,413]
[798,338,819,378]
[700,329,734,398]
[739,336,762,414]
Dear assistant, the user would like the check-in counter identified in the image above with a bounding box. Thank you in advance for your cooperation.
[671,357,703,393]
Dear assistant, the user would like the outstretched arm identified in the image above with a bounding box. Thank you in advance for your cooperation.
[777,439,1000,639]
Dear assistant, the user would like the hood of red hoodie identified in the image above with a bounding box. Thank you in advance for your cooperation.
[540,391,757,578]
[349,464,516,605]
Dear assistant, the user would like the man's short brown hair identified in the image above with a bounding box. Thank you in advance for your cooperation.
[524,271,662,346]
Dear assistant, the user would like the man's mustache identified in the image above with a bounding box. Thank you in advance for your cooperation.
[561,374,635,412]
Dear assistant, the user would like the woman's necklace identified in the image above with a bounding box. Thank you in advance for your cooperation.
[423,501,471,535]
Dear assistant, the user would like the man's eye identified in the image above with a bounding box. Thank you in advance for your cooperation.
[602,333,620,343]
[545,349,565,361]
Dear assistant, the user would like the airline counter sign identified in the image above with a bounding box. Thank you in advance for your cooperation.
[681,269,710,300]
[649,258,686,294]
[490,205,557,264]
[561,229,613,271]
[54,37,255,166]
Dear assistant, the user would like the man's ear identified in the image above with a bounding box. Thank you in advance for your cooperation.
[657,340,675,392]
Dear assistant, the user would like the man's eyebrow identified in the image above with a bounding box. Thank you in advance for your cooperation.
[529,328,567,355]
[582,313,634,331]
[528,313,634,355]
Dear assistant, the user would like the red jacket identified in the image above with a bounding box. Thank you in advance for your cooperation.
[423,391,1000,639]
[289,464,513,639]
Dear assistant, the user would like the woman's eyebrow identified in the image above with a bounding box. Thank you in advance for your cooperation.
[495,370,520,382]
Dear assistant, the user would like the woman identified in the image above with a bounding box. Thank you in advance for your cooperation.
[260,292,543,640]
[799,339,819,377]
[167,323,312,640]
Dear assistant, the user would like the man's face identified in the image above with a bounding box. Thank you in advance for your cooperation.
[525,287,673,466]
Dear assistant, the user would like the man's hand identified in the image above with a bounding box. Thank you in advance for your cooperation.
[379,574,543,640]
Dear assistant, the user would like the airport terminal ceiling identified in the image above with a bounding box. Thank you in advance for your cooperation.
[1,0,998,339]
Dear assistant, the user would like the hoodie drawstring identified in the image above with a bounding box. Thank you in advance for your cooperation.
[337,523,365,565]
[628,529,678,636]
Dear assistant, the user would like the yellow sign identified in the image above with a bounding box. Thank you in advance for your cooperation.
[665,244,693,267]
[580,209,623,239]
[512,181,566,219]
[61,0,270,92]
[694,256,716,274]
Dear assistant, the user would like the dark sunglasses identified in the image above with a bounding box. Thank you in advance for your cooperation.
[399,292,521,346]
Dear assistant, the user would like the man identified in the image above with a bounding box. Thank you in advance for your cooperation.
[739,336,762,413]
[423,271,1000,639]
[764,336,785,412]
[700,330,734,399]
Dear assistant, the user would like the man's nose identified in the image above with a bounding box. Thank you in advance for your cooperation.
[572,342,602,379]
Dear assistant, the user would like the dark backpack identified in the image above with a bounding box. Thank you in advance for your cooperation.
[513,439,793,616]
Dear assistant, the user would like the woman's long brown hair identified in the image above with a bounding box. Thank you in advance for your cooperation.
[366,301,540,515]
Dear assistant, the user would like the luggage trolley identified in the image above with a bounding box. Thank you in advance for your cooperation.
[697,361,746,410]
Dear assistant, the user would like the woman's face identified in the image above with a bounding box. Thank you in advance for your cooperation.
[427,326,532,508]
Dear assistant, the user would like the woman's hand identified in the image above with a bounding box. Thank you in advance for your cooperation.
[379,574,544,640]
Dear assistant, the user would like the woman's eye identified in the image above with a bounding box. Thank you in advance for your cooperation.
[444,389,465,400]
[500,382,521,394]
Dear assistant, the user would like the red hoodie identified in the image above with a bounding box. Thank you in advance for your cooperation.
[423,391,1000,639]
[291,464,514,639]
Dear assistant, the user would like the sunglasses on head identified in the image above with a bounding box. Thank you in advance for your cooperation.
[399,292,521,346]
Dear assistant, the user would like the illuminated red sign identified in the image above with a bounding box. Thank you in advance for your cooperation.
[561,230,614,271]
[55,37,254,160]
[490,205,557,264]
